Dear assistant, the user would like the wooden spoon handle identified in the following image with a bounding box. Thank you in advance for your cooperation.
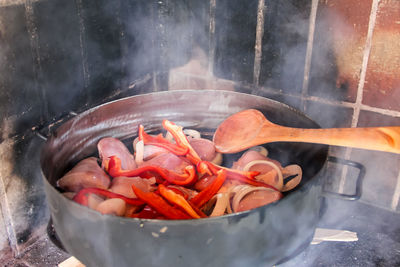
[260,125,400,154]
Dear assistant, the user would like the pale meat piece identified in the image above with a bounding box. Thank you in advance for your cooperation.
[109,176,156,198]
[142,145,168,160]
[97,137,137,170]
[188,138,217,161]
[87,193,105,209]
[57,157,110,192]
[236,190,281,212]
[135,134,218,162]
[194,175,217,191]
[139,152,192,174]
[95,198,126,216]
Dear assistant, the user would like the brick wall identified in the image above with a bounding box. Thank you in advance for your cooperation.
[168,0,400,211]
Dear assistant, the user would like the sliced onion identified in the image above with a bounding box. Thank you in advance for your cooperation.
[281,164,302,192]
[210,193,230,217]
[248,146,268,157]
[243,160,284,191]
[282,164,302,178]
[201,194,218,215]
[134,140,144,165]
[183,129,201,139]
[224,184,247,214]
[215,181,241,214]
[227,200,233,214]
[231,185,252,213]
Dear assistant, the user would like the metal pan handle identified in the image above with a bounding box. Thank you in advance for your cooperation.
[34,111,79,141]
[322,156,366,201]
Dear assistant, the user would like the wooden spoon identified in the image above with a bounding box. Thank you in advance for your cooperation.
[213,109,400,154]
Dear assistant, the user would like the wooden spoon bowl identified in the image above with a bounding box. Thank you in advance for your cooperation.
[213,109,400,154]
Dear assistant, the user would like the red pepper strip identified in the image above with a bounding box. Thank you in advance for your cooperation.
[162,120,212,175]
[73,187,145,206]
[188,201,208,218]
[166,186,189,199]
[131,185,191,220]
[191,170,227,208]
[130,205,165,219]
[108,156,197,185]
[138,125,189,156]
[102,158,110,172]
[159,184,203,219]
[198,161,282,193]
[156,187,207,217]
[198,160,259,179]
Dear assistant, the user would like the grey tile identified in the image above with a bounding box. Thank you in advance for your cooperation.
[80,0,124,104]
[254,89,303,111]
[33,0,85,117]
[305,100,353,128]
[121,0,158,83]
[259,0,311,95]
[214,0,258,83]
[0,5,42,136]
[358,110,400,127]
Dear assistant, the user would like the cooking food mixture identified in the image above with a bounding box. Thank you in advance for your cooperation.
[58,119,302,219]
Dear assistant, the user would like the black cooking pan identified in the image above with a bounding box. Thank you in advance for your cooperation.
[40,90,363,267]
